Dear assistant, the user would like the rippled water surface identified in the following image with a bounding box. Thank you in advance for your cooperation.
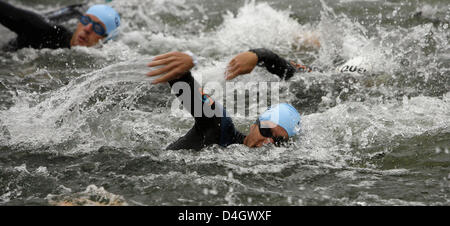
[0,0,449,205]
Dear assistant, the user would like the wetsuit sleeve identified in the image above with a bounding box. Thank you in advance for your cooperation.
[0,1,51,36]
[166,72,221,150]
[168,72,219,126]
[0,0,72,49]
[249,48,313,80]
[166,72,245,150]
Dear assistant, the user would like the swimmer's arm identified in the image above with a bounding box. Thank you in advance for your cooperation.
[168,72,245,147]
[0,0,54,36]
[146,51,209,119]
[167,72,222,145]
[167,71,202,118]
[249,48,297,80]
[146,52,247,147]
[226,48,302,80]
[167,72,219,125]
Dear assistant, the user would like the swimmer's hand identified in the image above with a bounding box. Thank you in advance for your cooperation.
[225,51,258,80]
[147,51,195,84]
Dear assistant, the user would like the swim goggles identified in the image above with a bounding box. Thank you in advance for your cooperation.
[79,15,107,37]
[255,119,287,146]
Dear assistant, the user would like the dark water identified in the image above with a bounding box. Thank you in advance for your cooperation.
[0,0,449,205]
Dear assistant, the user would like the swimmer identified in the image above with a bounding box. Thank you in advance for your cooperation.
[146,52,301,150]
[144,46,373,150]
[0,1,120,51]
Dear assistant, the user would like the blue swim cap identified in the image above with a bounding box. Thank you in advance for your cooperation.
[86,4,121,40]
[259,103,301,137]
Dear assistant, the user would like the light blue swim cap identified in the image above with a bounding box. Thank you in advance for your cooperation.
[86,4,121,40]
[259,103,301,137]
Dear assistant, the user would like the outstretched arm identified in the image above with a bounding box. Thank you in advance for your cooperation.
[150,51,222,143]
[164,71,221,150]
[0,0,53,36]
[167,71,218,122]
[146,52,244,149]
[146,51,206,120]
[249,48,297,80]
[226,48,313,80]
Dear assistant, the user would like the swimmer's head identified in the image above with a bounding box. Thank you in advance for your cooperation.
[244,103,301,148]
[71,4,120,47]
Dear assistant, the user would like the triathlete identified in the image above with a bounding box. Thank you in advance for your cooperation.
[0,1,120,51]
[145,51,301,150]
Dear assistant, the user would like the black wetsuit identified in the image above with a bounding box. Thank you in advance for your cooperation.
[0,0,78,51]
[166,48,308,150]
[167,71,246,150]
